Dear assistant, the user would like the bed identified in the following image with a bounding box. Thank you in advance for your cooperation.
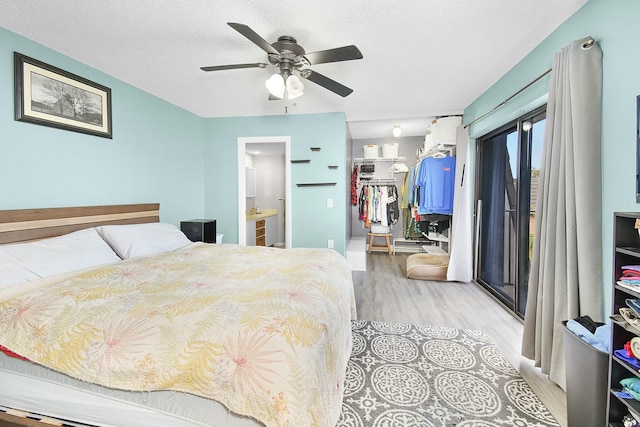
[0,204,355,427]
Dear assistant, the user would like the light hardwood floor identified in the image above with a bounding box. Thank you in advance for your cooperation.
[352,252,567,427]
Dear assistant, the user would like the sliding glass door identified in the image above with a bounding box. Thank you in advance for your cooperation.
[475,108,545,318]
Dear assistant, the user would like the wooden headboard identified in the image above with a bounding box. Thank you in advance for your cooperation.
[0,203,159,244]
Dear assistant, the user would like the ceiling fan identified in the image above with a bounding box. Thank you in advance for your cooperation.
[200,22,363,100]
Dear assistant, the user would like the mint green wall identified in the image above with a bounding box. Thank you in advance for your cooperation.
[0,27,205,226]
[203,113,348,253]
[0,26,350,252]
[464,0,640,315]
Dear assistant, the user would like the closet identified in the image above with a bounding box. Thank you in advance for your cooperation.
[351,140,456,256]
[352,152,403,254]
[349,116,461,276]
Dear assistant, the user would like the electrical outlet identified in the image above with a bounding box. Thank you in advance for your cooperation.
[328,239,334,248]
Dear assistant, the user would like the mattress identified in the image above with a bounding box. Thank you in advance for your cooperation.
[0,243,356,427]
[0,352,260,427]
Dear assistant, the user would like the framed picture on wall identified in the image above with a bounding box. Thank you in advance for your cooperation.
[14,52,112,139]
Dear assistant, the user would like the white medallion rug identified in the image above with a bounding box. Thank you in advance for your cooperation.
[338,320,560,427]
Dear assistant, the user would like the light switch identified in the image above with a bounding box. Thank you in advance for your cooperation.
[327,198,333,208]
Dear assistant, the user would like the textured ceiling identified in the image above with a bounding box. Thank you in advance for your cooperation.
[0,1,587,139]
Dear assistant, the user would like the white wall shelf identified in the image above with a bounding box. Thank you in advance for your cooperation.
[353,157,406,163]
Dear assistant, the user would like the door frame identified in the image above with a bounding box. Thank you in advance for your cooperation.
[473,106,546,317]
[237,136,291,247]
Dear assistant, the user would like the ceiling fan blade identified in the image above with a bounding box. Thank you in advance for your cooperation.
[200,63,268,72]
[227,22,280,55]
[304,45,363,65]
[301,70,353,97]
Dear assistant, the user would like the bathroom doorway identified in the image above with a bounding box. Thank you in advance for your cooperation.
[237,136,291,247]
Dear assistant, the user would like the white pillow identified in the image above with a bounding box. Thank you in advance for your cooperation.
[96,222,192,259]
[0,228,121,289]
[0,253,40,290]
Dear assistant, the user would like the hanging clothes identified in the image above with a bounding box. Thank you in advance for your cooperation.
[416,155,456,215]
[358,185,367,221]
[379,186,388,226]
[357,184,399,228]
[351,164,359,206]
[401,164,424,239]
[386,185,399,226]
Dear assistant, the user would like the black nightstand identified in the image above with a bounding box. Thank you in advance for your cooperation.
[180,219,216,243]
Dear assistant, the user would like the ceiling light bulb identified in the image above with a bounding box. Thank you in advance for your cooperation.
[265,73,285,99]
[286,75,304,99]
[522,121,532,131]
[393,126,402,137]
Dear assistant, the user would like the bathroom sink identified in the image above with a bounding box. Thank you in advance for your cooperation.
[246,208,278,221]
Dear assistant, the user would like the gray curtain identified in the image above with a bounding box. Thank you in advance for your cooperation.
[521,36,603,389]
[479,133,508,287]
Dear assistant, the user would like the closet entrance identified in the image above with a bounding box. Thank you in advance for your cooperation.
[474,107,546,318]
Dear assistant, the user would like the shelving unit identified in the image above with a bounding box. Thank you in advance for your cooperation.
[354,156,406,247]
[422,231,449,253]
[392,238,428,254]
[353,156,406,163]
[608,212,640,426]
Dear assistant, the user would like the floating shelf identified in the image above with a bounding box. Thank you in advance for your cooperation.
[290,159,310,164]
[310,147,321,151]
[296,182,336,187]
[328,165,339,169]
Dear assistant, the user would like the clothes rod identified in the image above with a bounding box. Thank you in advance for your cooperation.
[361,179,397,184]
[463,68,551,129]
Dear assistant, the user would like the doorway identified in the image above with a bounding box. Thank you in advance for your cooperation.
[474,107,546,318]
[237,136,291,247]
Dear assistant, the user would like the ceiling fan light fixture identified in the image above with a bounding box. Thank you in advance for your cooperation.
[393,125,402,137]
[286,75,304,99]
[265,73,285,99]
[202,23,363,99]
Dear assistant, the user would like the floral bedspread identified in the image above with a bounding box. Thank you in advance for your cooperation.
[0,243,355,427]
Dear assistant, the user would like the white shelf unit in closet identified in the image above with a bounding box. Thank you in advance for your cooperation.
[353,157,407,164]
[354,157,406,189]
[353,157,406,162]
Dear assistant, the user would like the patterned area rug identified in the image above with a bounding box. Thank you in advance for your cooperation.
[337,320,559,427]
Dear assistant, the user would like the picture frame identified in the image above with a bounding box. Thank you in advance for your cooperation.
[14,52,112,139]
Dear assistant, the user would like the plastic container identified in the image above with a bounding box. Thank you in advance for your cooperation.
[562,320,608,427]
[363,144,379,159]
[423,133,436,152]
[382,142,399,158]
[371,224,391,234]
[431,116,462,145]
